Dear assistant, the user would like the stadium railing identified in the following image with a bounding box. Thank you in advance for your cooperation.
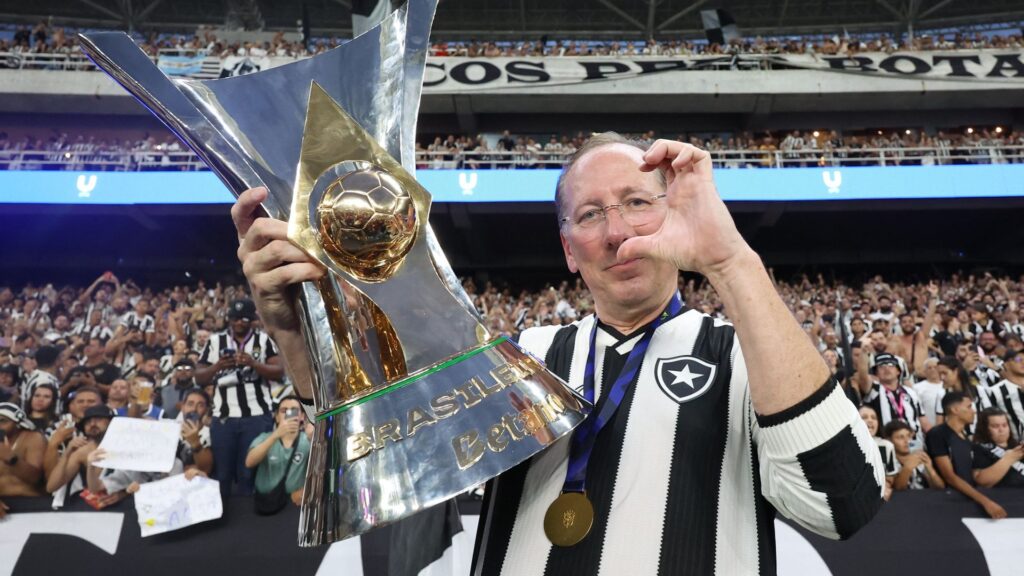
[1,146,1022,172]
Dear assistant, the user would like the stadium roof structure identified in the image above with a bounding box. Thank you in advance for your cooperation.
[1,0,1022,40]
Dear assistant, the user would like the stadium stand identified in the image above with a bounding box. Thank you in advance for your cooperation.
[1,0,1024,574]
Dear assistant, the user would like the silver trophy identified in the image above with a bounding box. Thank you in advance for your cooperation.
[79,0,590,546]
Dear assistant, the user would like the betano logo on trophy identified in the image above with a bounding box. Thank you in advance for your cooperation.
[79,0,589,547]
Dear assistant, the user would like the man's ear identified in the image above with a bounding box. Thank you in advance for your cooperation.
[560,231,578,273]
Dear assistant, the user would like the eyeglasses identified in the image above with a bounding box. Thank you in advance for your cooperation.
[560,193,667,231]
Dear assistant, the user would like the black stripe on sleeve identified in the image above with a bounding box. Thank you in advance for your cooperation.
[657,316,734,576]
[756,377,841,428]
[796,425,884,540]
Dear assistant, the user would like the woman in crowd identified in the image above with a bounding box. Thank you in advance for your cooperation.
[935,355,987,434]
[972,408,1024,488]
[860,405,896,500]
[26,382,58,433]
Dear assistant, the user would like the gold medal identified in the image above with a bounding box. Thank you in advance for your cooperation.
[544,491,594,547]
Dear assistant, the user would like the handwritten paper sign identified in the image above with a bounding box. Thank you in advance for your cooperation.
[134,474,223,537]
[94,418,181,472]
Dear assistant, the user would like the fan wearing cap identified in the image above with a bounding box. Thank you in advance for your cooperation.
[45,404,125,508]
[862,353,930,450]
[195,298,282,497]
[0,402,47,498]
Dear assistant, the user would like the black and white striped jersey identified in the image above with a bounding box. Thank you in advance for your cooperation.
[119,311,156,334]
[199,330,278,418]
[933,387,991,437]
[71,319,114,342]
[980,380,1024,443]
[472,311,885,576]
[863,382,926,446]
[874,437,897,478]
[971,365,1002,390]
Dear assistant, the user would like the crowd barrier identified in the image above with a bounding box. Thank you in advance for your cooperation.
[2,145,1022,173]
[2,489,1024,575]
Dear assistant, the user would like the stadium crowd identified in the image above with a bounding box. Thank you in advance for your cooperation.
[416,127,1024,169]
[428,31,1024,58]
[1,126,1021,172]
[2,20,1022,61]
[1,269,1024,520]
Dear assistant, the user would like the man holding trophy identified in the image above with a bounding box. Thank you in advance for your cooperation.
[80,0,884,572]
[232,130,885,573]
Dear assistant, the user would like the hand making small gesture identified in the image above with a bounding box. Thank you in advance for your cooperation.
[618,140,750,279]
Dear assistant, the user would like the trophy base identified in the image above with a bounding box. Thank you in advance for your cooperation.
[298,336,590,546]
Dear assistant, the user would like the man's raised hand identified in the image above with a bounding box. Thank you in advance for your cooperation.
[230,187,324,336]
[620,140,750,279]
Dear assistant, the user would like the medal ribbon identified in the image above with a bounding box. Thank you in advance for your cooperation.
[561,294,683,494]
[885,386,906,421]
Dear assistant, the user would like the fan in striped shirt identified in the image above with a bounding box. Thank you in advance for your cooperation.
[980,349,1024,443]
[116,300,156,348]
[858,353,930,450]
[196,298,283,497]
[957,342,1002,390]
[20,345,60,409]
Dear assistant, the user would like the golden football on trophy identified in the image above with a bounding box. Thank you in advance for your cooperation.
[316,164,417,281]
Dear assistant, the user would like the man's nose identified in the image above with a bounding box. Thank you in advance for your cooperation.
[603,208,635,248]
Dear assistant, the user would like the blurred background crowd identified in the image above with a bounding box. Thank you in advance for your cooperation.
[3,268,1024,518]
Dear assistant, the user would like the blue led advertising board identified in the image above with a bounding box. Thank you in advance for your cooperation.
[1,164,1022,205]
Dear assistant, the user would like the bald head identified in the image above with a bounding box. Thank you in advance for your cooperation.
[555,132,665,222]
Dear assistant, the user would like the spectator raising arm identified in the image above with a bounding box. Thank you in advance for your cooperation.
[245,416,299,469]
[913,283,940,377]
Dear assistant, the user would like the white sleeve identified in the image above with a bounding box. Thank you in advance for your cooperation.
[751,363,886,540]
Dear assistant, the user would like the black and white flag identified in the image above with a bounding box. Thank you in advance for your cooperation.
[700,9,740,46]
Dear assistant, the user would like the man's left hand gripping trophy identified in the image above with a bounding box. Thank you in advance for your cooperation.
[80,0,590,545]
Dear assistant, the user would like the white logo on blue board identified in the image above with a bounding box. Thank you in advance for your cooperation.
[77,174,97,198]
[822,170,841,194]
[459,172,478,196]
